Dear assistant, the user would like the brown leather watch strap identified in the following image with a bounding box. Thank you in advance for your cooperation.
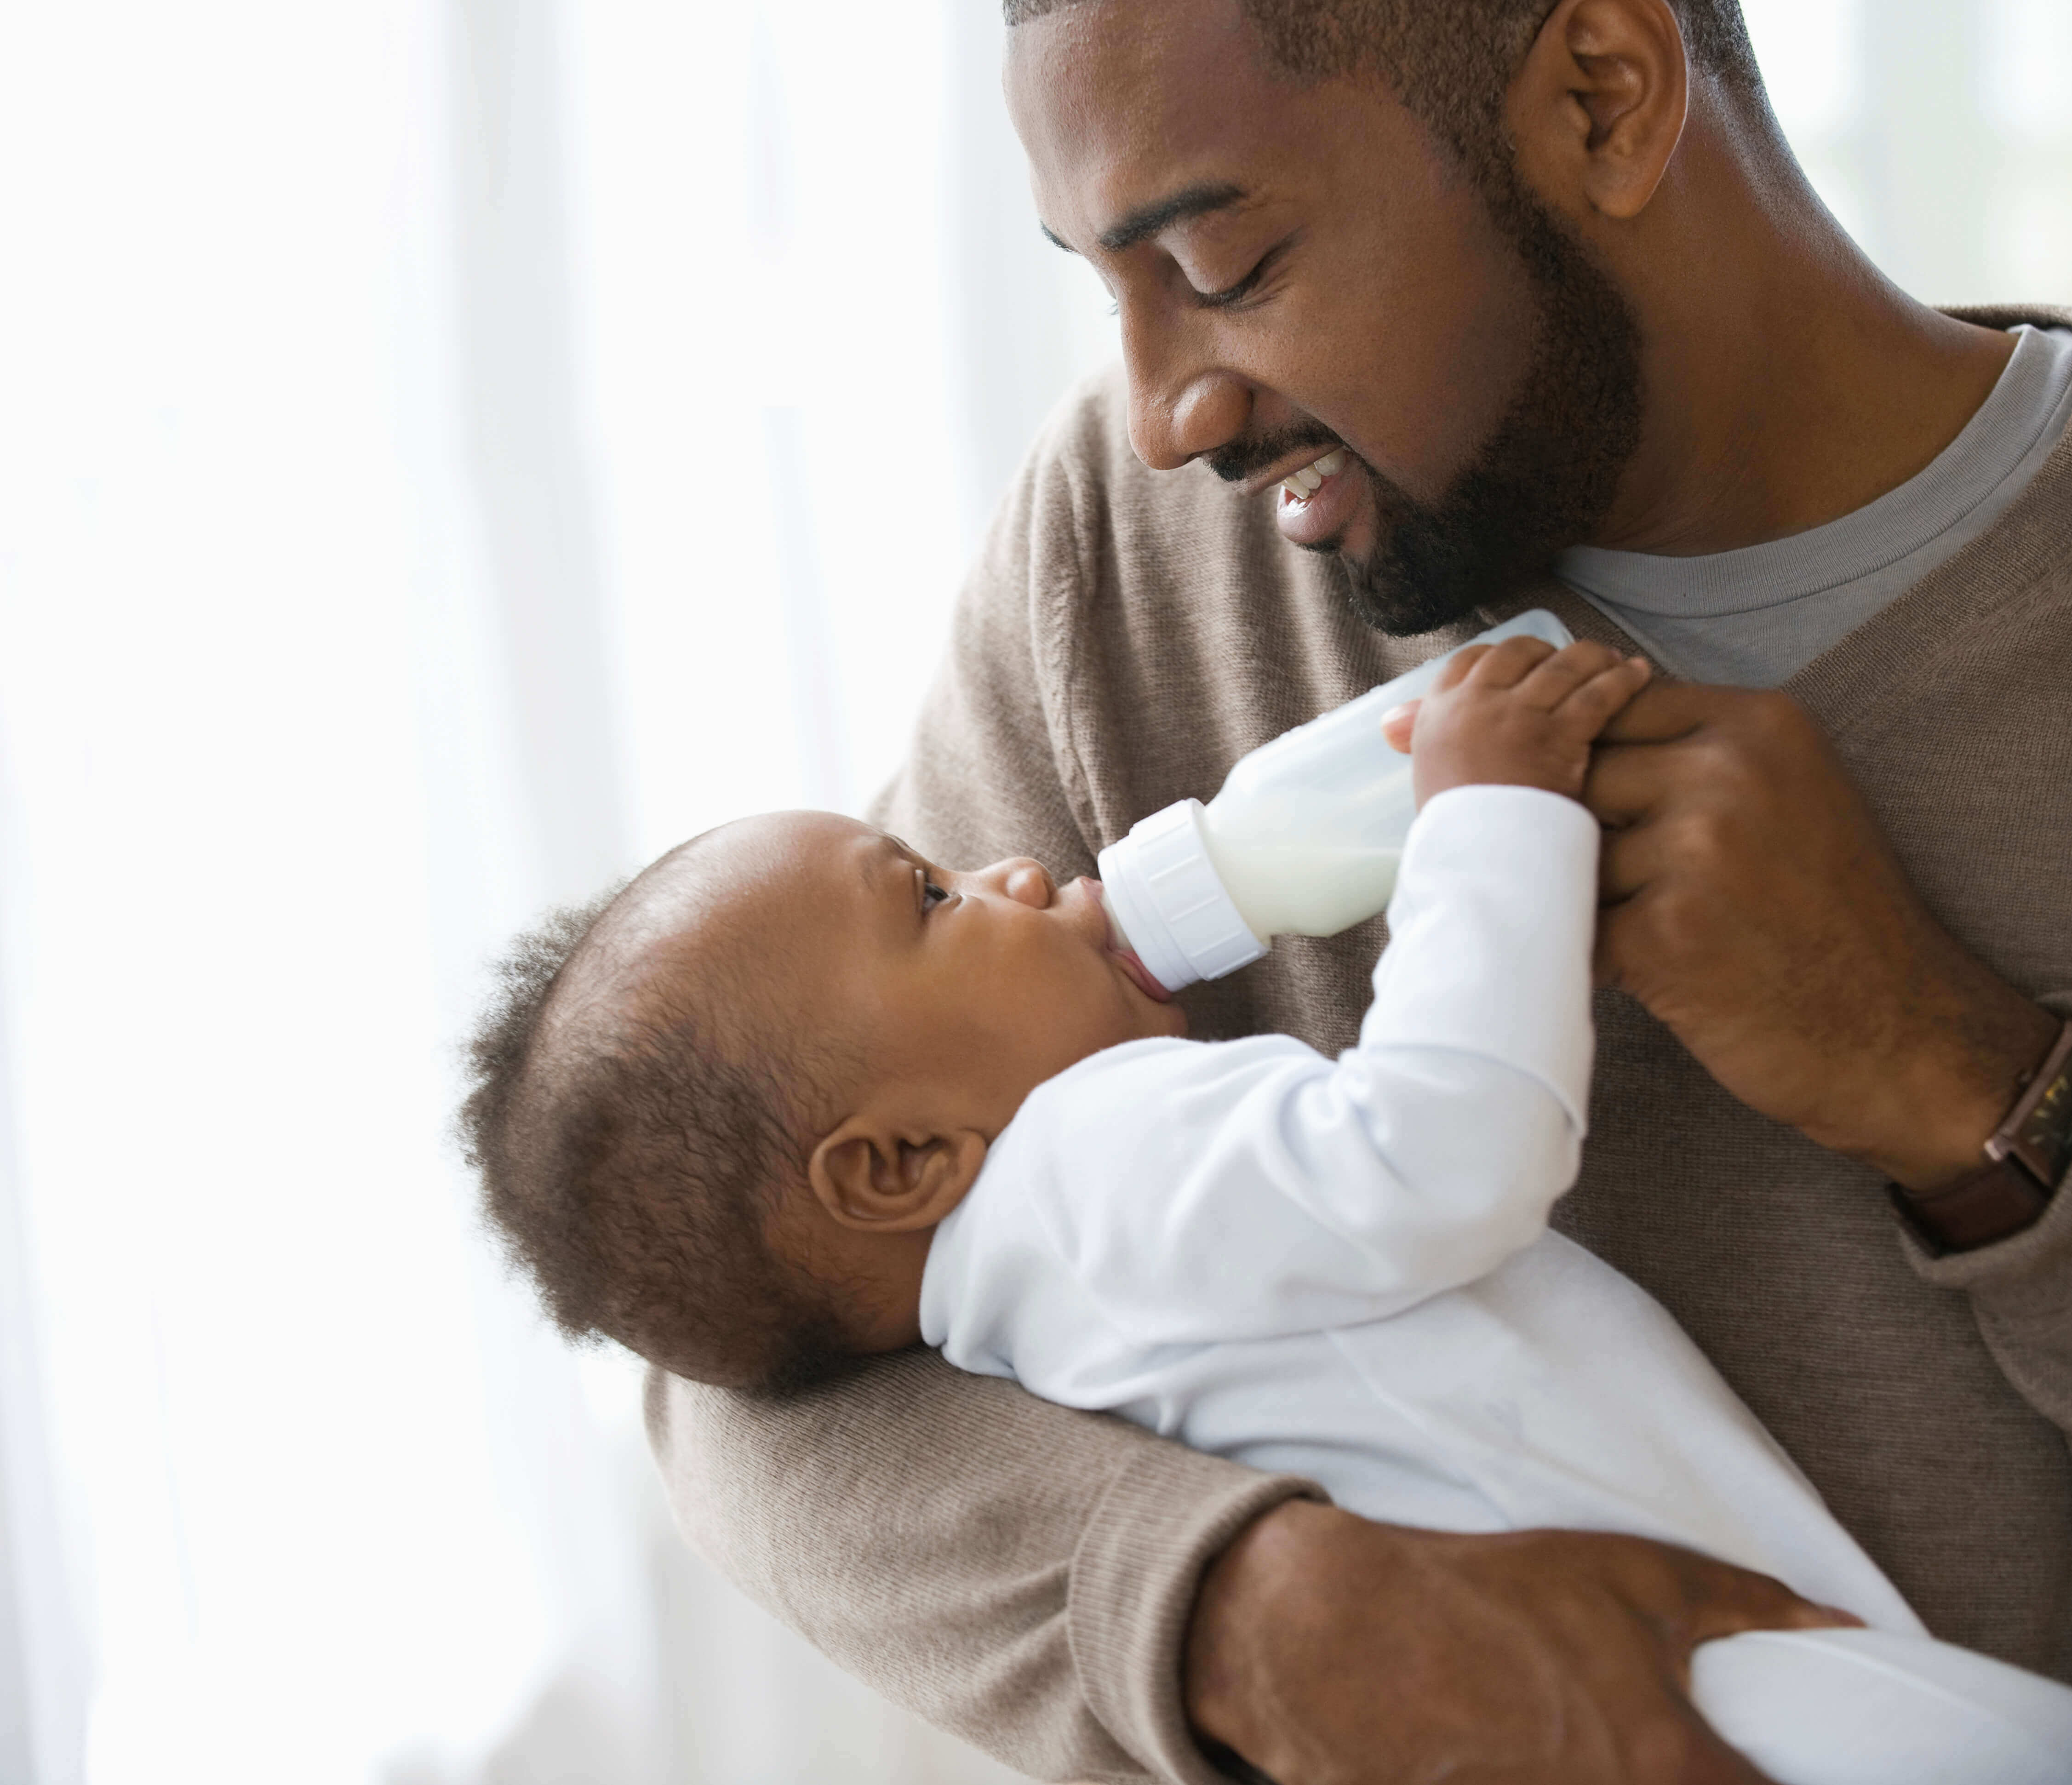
[1890,1156,2054,1255]
[1891,1018,2072,1256]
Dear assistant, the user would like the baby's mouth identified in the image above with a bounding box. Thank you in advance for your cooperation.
[1088,878,1173,1004]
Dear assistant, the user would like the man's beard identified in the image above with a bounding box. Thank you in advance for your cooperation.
[1216,175,1644,637]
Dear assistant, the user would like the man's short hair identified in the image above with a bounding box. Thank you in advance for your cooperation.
[1005,0,1766,176]
[458,877,852,1393]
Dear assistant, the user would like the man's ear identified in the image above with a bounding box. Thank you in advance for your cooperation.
[807,1112,988,1234]
[1507,0,1689,223]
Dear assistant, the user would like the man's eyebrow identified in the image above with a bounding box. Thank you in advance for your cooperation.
[1041,181,1249,256]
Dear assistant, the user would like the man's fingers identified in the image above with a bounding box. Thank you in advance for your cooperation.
[1665,1547,1865,1651]
[1570,1544,1812,1785]
[1597,821,1670,905]
[1584,738,1683,827]
[1685,1574,1866,1647]
[1673,1711,1785,1785]
[1569,1636,1779,1785]
[1591,678,1717,744]
[1599,1689,1780,1785]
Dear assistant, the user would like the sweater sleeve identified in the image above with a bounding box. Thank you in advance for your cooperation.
[644,1355,1319,1783]
[1006,784,1602,1349]
[643,408,1322,1782]
[1902,991,2072,1443]
[865,394,1101,881]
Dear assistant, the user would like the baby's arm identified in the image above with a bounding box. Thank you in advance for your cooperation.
[1049,642,1649,1343]
[1363,635,1650,1132]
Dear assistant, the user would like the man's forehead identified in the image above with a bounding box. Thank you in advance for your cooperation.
[1005,0,1291,246]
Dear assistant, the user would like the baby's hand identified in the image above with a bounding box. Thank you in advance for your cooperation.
[1381,637,1651,806]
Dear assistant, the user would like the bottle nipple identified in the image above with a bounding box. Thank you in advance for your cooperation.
[1092,879,1173,1003]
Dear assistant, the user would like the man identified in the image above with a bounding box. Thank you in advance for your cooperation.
[647,0,2072,1778]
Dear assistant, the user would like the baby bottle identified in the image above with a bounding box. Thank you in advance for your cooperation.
[1097,609,1574,994]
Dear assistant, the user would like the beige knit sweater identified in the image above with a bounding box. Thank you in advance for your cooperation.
[647,305,2072,1783]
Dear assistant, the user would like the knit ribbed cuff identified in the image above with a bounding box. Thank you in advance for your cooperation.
[1901,1150,2072,1291]
[1068,1448,1325,1784]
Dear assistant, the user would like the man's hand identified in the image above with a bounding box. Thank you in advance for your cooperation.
[1585,683,2058,1190]
[1185,1502,1851,1785]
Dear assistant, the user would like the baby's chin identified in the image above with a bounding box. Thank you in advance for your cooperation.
[1102,950,1188,1040]
[1132,995,1189,1042]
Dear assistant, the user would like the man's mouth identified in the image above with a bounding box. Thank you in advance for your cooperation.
[1276,446,1349,504]
[1274,447,1362,549]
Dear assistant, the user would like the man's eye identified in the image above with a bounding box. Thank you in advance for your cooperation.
[1193,237,1293,310]
[1196,258,1266,308]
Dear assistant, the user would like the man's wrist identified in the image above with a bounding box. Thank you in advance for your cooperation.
[1185,1499,1337,1772]
[1860,987,2061,1193]
[1891,1016,2072,1252]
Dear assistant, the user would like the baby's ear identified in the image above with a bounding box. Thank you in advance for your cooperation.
[809,1118,985,1232]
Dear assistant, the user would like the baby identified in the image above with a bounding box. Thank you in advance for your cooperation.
[463,635,2072,1783]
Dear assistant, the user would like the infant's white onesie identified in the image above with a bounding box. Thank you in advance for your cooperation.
[920,784,2072,1785]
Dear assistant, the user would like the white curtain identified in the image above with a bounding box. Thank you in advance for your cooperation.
[0,3,2064,1782]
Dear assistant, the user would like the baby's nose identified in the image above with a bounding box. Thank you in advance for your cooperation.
[987,857,1054,908]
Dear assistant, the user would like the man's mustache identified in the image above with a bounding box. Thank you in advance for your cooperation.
[1205,424,1345,485]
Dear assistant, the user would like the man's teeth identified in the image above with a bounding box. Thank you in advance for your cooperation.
[1281,447,1349,502]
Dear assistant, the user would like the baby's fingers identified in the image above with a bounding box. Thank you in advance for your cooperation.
[1458,635,1558,690]
[1509,639,1627,709]
[1557,653,1654,737]
[1427,641,1494,696]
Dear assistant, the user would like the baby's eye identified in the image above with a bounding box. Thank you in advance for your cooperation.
[921,875,950,911]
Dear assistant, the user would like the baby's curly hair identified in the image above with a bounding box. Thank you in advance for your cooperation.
[457,855,856,1392]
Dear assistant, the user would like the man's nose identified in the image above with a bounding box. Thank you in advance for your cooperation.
[971,857,1055,909]
[1122,311,1250,472]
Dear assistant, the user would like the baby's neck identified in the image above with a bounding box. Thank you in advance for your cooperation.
[783,1205,938,1358]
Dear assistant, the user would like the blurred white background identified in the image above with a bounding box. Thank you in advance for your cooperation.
[0,2,2066,1781]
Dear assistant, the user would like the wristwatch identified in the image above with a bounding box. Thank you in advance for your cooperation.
[1891,1018,2072,1255]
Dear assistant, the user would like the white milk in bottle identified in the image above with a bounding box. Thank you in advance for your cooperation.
[1097,610,1572,993]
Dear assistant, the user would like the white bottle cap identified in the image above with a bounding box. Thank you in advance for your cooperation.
[1096,798,1268,994]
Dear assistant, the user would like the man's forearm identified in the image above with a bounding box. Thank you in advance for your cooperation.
[645,1348,1316,1783]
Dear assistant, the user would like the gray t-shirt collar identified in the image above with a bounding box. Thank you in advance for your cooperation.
[1553,326,2072,686]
